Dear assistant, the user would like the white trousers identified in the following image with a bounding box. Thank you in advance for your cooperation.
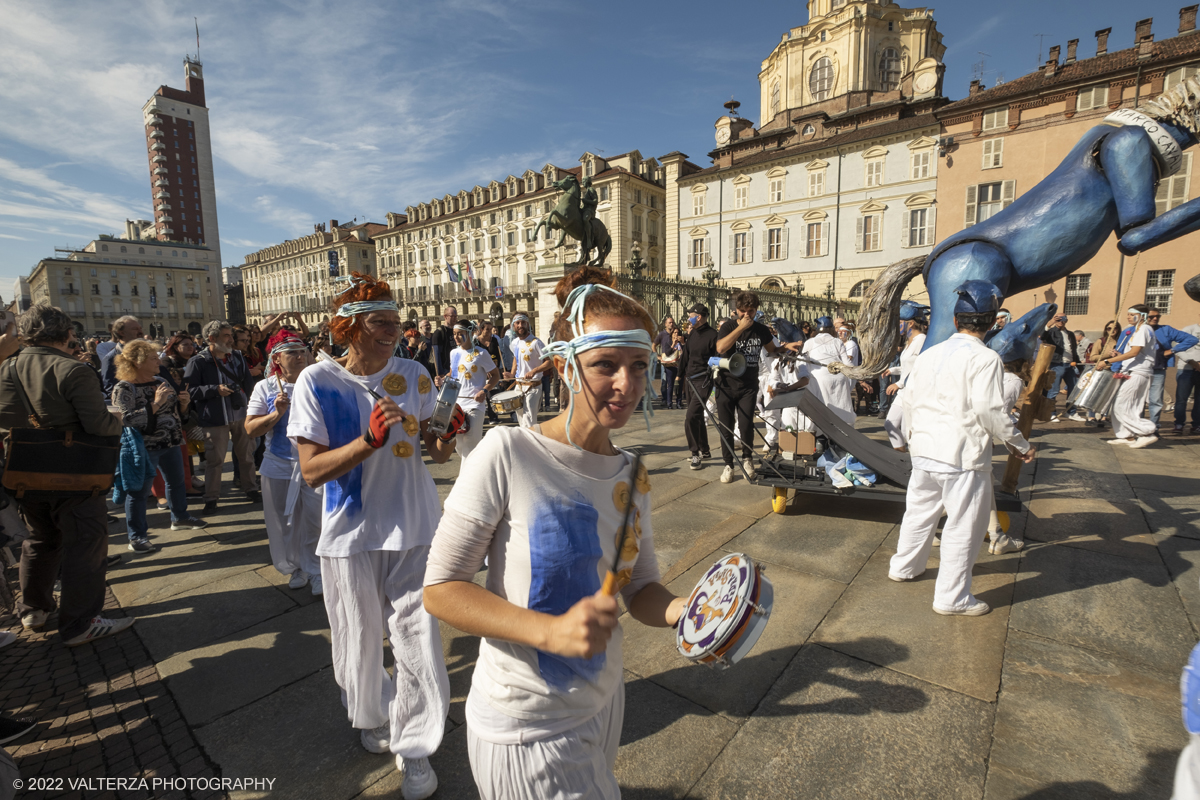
[467,683,624,800]
[885,391,907,449]
[321,547,450,757]
[518,386,542,428]
[890,467,991,612]
[1111,372,1156,439]
[762,407,781,446]
[457,402,486,459]
[262,475,321,578]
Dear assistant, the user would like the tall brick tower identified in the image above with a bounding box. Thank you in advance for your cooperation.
[141,58,222,296]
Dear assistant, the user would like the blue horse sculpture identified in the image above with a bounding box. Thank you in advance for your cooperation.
[844,77,1200,379]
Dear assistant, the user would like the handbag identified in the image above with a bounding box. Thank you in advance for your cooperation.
[1,358,120,500]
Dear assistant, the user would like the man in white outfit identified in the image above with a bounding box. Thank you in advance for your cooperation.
[888,281,1036,616]
[801,316,856,428]
[507,314,551,428]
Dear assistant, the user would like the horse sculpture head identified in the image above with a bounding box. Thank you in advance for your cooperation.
[988,303,1058,365]
[553,174,580,194]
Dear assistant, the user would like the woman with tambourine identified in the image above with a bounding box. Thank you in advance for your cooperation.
[424,267,686,799]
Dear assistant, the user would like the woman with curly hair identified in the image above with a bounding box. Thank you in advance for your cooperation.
[288,273,456,798]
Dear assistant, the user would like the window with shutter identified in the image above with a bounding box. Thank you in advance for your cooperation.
[1001,179,1016,209]
[901,210,911,247]
[982,138,1004,169]
[769,178,784,202]
[809,171,825,197]
[855,216,864,252]
[862,215,881,251]
[865,159,884,187]
[767,228,785,260]
[1156,152,1192,215]
[975,182,1003,222]
[982,107,1008,130]
[1166,65,1200,91]
[911,151,931,179]
[806,222,824,257]
[1077,85,1109,111]
[1064,273,1091,315]
[693,193,705,216]
[1146,269,1176,313]
[735,185,748,209]
[906,208,928,247]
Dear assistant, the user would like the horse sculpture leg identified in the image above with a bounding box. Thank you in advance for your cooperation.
[923,241,1016,350]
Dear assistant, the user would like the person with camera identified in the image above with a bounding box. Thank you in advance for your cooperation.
[184,320,259,512]
[0,305,133,646]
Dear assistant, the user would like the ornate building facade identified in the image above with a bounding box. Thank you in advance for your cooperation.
[241,220,387,327]
[935,8,1200,332]
[668,0,947,301]
[373,151,666,335]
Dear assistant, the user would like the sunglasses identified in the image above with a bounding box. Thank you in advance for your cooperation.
[1149,315,1161,320]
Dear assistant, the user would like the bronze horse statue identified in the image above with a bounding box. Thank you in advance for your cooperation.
[532,174,612,267]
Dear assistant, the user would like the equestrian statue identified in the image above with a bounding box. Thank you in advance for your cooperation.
[532,174,612,267]
[840,75,1200,381]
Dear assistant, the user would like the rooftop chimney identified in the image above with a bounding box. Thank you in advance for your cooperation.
[1066,39,1079,63]
[1048,44,1061,63]
[1096,27,1111,55]
[1136,17,1154,42]
[1046,45,1061,77]
[969,79,983,96]
[1182,5,1198,34]
[329,219,339,232]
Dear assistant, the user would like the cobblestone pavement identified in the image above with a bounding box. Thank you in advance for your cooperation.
[2,408,1197,799]
[1,578,226,800]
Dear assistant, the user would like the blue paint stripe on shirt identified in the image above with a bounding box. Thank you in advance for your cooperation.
[527,494,604,690]
[311,382,363,518]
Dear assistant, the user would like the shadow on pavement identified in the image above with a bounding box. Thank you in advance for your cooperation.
[1014,747,1179,799]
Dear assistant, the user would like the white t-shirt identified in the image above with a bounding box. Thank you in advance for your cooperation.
[843,338,861,367]
[1121,324,1158,376]
[288,357,440,557]
[247,377,298,480]
[426,426,659,739]
[511,335,545,380]
[892,333,927,384]
[451,346,497,410]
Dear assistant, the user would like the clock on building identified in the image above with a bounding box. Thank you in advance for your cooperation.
[715,124,731,146]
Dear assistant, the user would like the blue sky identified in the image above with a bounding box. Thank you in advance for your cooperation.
[0,0,1192,296]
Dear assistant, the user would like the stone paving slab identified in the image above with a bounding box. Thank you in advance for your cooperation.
[689,644,993,800]
[107,535,271,610]
[813,537,1015,702]
[1009,542,1194,680]
[1023,496,1160,563]
[648,497,757,577]
[132,568,299,663]
[1154,532,1200,638]
[985,629,1186,799]
[1139,488,1200,541]
[159,600,332,727]
[622,558,845,720]
[195,668,400,800]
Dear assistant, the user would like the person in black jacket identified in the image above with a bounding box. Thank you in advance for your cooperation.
[1040,314,1082,422]
[184,320,259,511]
[678,303,719,470]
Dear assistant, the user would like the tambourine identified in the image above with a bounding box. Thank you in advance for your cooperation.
[676,553,773,670]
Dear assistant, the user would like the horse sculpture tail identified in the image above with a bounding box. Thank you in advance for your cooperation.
[829,254,927,381]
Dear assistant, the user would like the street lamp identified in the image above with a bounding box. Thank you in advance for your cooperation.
[700,254,720,285]
[626,243,646,277]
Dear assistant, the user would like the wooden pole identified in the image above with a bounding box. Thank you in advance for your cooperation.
[1001,342,1056,494]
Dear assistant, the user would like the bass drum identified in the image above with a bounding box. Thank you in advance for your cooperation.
[1067,368,1120,415]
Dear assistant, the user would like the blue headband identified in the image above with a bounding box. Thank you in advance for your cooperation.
[542,284,655,449]
[335,300,400,318]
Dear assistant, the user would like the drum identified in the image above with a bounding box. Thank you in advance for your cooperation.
[429,378,462,437]
[490,389,525,414]
[676,553,773,670]
[1067,367,1120,415]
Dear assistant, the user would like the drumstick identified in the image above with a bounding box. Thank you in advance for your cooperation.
[601,452,642,597]
[317,350,383,401]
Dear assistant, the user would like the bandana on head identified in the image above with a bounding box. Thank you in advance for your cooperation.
[1128,307,1149,323]
[266,330,308,377]
[543,284,656,449]
[511,314,530,326]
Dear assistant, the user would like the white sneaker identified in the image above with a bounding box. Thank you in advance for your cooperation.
[399,756,438,800]
[1068,413,1087,422]
[1050,414,1061,423]
[1129,435,1159,449]
[989,534,1025,555]
[310,574,324,596]
[931,536,941,548]
[64,616,135,647]
[720,465,734,483]
[742,458,756,479]
[760,443,771,454]
[288,570,309,590]
[21,610,48,632]
[1105,438,1133,445]
[888,573,918,582]
[934,600,990,616]
[360,723,390,754]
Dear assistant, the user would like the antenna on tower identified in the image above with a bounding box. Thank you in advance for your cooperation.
[1033,33,1047,69]
[195,17,200,61]
[971,51,991,83]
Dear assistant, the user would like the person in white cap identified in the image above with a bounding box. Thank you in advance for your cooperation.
[889,280,1036,616]
[1097,304,1160,448]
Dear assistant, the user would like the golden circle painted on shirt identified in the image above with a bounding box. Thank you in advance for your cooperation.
[418,375,432,394]
[392,441,414,458]
[613,481,630,512]
[382,373,407,396]
[635,462,652,496]
[401,414,419,437]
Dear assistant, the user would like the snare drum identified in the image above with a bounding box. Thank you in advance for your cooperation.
[676,553,773,670]
[429,378,461,437]
[490,389,525,415]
